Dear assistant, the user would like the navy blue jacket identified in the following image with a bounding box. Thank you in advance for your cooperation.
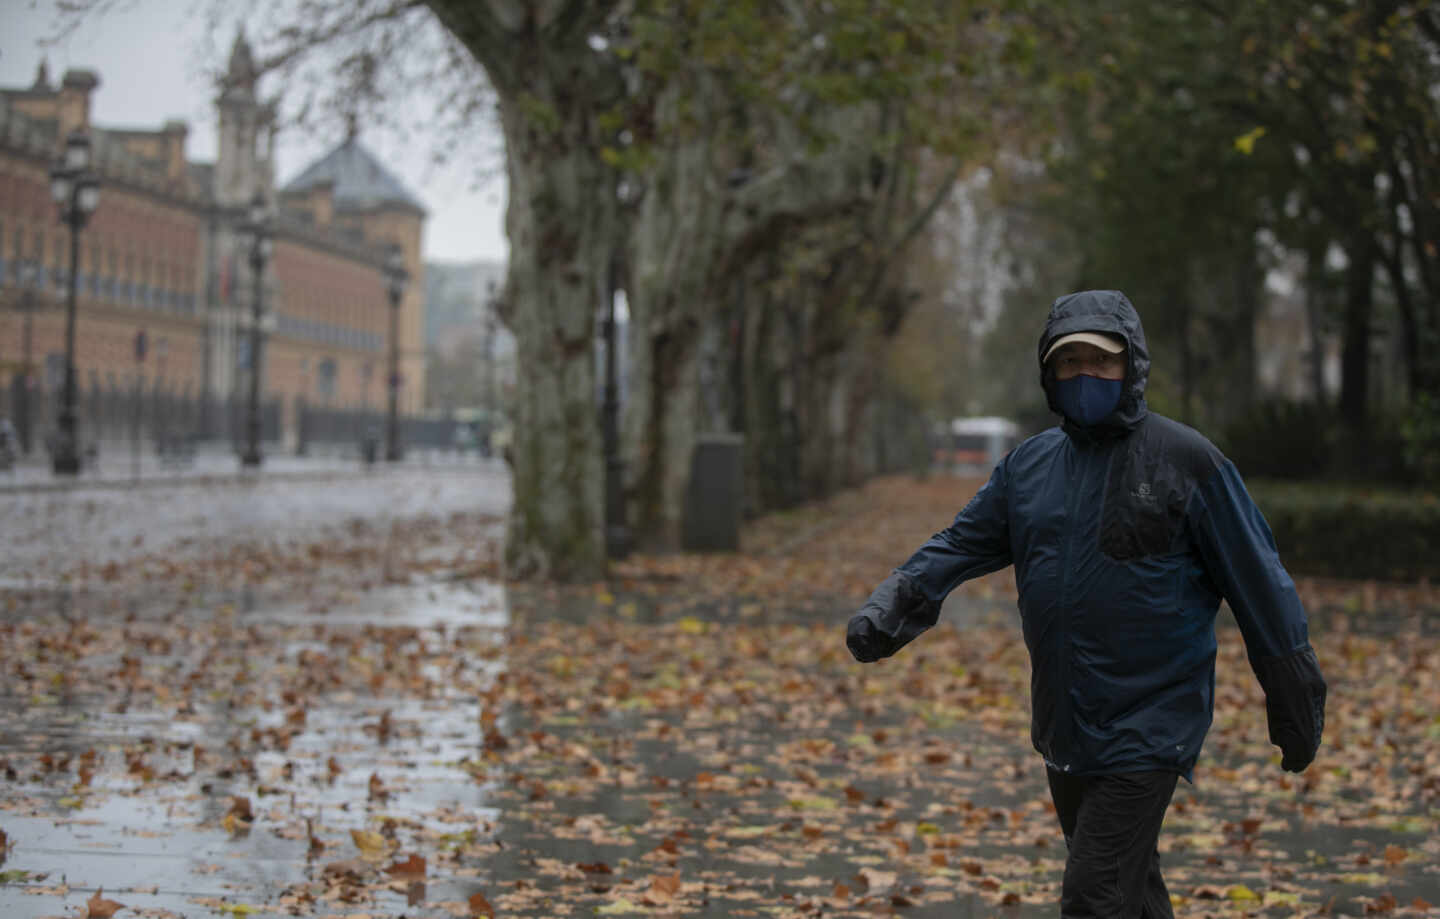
[851,291,1326,779]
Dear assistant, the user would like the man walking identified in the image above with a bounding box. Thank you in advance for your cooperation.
[845,290,1327,917]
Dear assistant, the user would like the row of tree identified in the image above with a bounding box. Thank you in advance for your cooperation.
[107,0,1434,577]
[1022,0,1439,442]
[420,0,1039,578]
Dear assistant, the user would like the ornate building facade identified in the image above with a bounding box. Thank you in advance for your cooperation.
[0,35,426,448]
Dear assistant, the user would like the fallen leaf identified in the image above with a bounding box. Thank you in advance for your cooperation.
[86,889,126,918]
[468,890,495,918]
[386,854,425,878]
[647,873,681,900]
[351,828,388,856]
[225,797,254,822]
[323,859,368,882]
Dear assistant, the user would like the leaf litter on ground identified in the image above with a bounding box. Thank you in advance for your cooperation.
[0,475,1436,916]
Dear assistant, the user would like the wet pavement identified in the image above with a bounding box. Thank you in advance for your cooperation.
[1,472,1438,917]
[0,461,510,583]
[1,578,510,919]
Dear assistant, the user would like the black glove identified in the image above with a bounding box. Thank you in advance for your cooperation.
[846,615,885,663]
[1257,647,1327,773]
[845,570,938,663]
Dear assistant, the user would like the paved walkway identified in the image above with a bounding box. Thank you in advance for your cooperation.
[0,474,1436,917]
[0,444,493,493]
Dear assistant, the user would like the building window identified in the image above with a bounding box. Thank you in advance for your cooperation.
[45,353,65,391]
[317,357,337,399]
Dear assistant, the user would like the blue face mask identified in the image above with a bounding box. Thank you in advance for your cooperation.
[1055,374,1123,426]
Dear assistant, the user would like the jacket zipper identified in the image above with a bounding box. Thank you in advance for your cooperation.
[1053,437,1098,772]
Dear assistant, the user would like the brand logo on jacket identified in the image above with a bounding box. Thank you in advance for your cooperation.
[1132,482,1157,503]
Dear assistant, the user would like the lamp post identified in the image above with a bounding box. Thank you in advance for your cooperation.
[383,243,408,462]
[240,191,272,468]
[48,130,100,476]
[602,245,629,559]
[484,279,499,435]
[15,260,42,455]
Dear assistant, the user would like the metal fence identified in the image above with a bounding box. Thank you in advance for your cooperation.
[3,373,465,460]
[294,402,467,453]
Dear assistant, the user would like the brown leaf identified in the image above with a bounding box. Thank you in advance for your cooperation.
[386,853,426,878]
[468,890,495,918]
[648,873,681,900]
[368,772,389,802]
[1383,844,1407,866]
[85,889,126,918]
[322,858,368,882]
[225,796,254,822]
[1366,893,1398,914]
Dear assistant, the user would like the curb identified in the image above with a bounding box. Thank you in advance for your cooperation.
[0,461,499,495]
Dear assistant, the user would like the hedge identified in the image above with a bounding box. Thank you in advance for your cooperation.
[1248,480,1440,583]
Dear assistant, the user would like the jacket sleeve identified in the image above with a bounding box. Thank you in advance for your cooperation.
[851,460,1013,659]
[1191,460,1327,768]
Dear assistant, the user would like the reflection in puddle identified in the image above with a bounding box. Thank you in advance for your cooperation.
[0,577,507,919]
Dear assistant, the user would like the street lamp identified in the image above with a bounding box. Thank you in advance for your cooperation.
[240,191,272,468]
[13,260,43,455]
[484,279,499,433]
[48,130,100,475]
[383,243,408,462]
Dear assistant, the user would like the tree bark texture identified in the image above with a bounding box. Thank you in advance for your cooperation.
[428,0,622,580]
[624,92,889,549]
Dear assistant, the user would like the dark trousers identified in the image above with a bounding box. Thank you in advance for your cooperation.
[1047,769,1178,919]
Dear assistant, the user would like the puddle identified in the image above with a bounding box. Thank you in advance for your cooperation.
[0,576,509,919]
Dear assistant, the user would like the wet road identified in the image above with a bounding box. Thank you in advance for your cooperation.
[3,469,1438,916]
[0,462,511,583]
[0,578,511,919]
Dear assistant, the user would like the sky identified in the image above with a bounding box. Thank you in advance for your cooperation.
[0,0,509,265]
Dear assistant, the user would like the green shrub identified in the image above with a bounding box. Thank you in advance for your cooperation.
[1220,399,1333,480]
[1400,391,1440,488]
[1249,480,1440,582]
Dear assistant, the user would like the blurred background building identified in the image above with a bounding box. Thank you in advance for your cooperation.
[0,33,428,452]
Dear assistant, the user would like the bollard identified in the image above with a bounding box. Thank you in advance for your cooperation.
[682,433,744,552]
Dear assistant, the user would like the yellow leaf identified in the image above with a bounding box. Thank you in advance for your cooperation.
[1233,126,1267,155]
[1227,885,1259,901]
[597,898,649,914]
[350,828,388,856]
[677,617,705,634]
[216,906,258,916]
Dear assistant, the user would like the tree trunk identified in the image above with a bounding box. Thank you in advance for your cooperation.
[1339,234,1376,435]
[1303,236,1330,406]
[429,0,624,580]
[1226,248,1259,420]
[497,102,619,580]
[624,95,890,549]
[623,89,724,551]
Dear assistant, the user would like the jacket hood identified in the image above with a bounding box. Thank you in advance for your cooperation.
[1038,289,1150,437]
